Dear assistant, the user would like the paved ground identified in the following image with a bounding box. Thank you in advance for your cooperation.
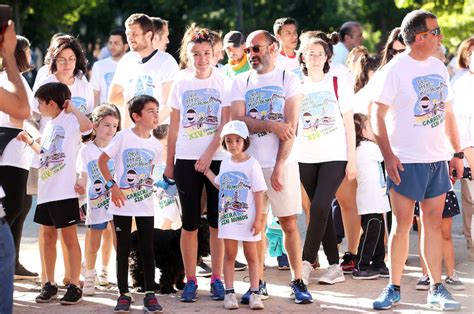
[13,185,474,313]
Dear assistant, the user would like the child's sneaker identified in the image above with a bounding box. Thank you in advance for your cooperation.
[234,260,247,271]
[415,274,430,290]
[97,268,109,286]
[352,268,380,280]
[289,279,313,304]
[444,271,465,291]
[249,293,264,309]
[60,283,83,305]
[210,278,225,300]
[277,253,290,270]
[180,280,198,302]
[35,282,58,303]
[83,270,95,296]
[372,284,400,310]
[318,264,345,284]
[143,293,163,313]
[340,251,356,274]
[241,281,268,304]
[301,260,313,285]
[224,293,239,309]
[427,284,461,311]
[114,294,132,313]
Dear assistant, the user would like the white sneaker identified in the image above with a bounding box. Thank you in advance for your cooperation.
[249,293,264,310]
[301,260,313,285]
[444,271,465,291]
[82,270,95,296]
[224,293,239,310]
[318,264,345,285]
[97,269,109,286]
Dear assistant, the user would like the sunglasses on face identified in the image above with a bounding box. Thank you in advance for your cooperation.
[389,48,405,55]
[244,45,268,54]
[417,27,442,37]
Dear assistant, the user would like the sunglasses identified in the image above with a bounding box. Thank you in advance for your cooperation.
[389,48,405,55]
[190,31,209,42]
[244,45,269,54]
[417,27,442,37]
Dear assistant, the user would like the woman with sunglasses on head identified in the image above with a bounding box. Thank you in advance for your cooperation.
[165,27,231,303]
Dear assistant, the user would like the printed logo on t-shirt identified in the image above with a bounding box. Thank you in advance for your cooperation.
[71,96,88,114]
[104,72,115,98]
[245,86,284,137]
[300,91,337,141]
[39,126,66,180]
[134,75,155,97]
[219,171,251,226]
[119,148,155,203]
[87,159,114,211]
[292,67,303,80]
[182,88,221,140]
[412,74,448,128]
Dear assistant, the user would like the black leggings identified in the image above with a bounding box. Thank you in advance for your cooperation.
[356,213,386,270]
[0,166,31,268]
[299,161,346,265]
[113,215,154,294]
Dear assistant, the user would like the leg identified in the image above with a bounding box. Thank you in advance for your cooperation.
[0,221,15,314]
[257,213,267,280]
[356,214,383,270]
[416,217,428,275]
[321,209,341,266]
[42,226,58,283]
[39,226,46,284]
[279,215,302,280]
[101,223,113,271]
[223,240,238,289]
[60,225,82,286]
[135,217,156,292]
[85,229,103,271]
[209,227,223,277]
[441,217,454,277]
[336,178,360,254]
[301,184,310,226]
[60,232,71,284]
[243,241,259,290]
[461,179,474,248]
[11,195,32,269]
[181,230,198,278]
[113,215,133,294]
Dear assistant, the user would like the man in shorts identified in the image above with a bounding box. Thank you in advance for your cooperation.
[372,9,463,311]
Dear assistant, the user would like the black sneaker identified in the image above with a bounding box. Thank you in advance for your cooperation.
[196,260,212,277]
[234,260,247,271]
[114,294,132,312]
[35,282,58,303]
[352,268,380,280]
[60,284,83,305]
[143,293,163,313]
[15,264,39,280]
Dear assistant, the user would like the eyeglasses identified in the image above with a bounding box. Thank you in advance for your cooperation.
[389,48,405,55]
[56,57,76,65]
[417,27,442,37]
[244,45,269,54]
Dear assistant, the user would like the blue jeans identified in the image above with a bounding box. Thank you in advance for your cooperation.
[0,217,15,314]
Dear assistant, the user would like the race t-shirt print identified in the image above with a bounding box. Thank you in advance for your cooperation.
[119,148,155,203]
[245,86,284,137]
[218,171,251,226]
[413,74,448,128]
[300,90,337,141]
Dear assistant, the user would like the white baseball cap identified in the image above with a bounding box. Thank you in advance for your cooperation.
[221,120,249,139]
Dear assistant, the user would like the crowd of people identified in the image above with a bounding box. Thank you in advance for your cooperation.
[0,7,473,314]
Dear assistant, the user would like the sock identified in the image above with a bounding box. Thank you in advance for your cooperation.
[187,276,197,284]
[225,288,235,294]
[211,274,221,284]
[430,282,442,292]
[258,279,264,285]
[392,284,401,292]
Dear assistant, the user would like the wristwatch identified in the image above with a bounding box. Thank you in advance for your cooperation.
[453,152,464,159]
[105,179,116,191]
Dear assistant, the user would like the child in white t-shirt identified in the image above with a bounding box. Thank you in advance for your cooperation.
[205,121,267,310]
[98,95,163,313]
[75,104,121,295]
[352,113,390,280]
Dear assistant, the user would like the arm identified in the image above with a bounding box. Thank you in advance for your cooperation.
[0,21,29,119]
[195,106,230,173]
[93,90,100,107]
[204,169,219,189]
[342,110,357,180]
[373,102,404,185]
[16,131,41,154]
[64,100,93,132]
[444,101,463,179]
[98,152,126,207]
[158,81,174,124]
[164,108,180,179]
[107,83,124,106]
[74,171,87,195]
[251,191,264,235]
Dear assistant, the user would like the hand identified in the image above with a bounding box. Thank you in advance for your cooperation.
[164,163,174,179]
[345,159,357,181]
[271,122,294,141]
[270,164,284,192]
[251,218,262,236]
[449,157,464,181]
[0,21,17,57]
[63,99,74,114]
[74,180,86,195]
[111,185,126,208]
[385,154,404,185]
[195,151,212,173]
[16,131,32,144]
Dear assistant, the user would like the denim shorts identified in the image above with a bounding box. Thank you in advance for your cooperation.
[386,161,451,201]
[88,221,109,230]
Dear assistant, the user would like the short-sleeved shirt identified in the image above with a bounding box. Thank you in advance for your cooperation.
[231,67,302,168]
[275,53,303,80]
[168,69,231,160]
[295,74,353,163]
[215,156,267,241]
[103,128,162,216]
[332,42,349,66]
[372,52,453,163]
[90,57,117,103]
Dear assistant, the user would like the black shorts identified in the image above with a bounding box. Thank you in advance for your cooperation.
[34,198,80,228]
[174,159,221,231]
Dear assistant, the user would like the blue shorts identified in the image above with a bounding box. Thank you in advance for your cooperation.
[88,221,109,230]
[387,161,451,201]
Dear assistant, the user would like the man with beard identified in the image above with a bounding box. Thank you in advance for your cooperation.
[274,17,302,80]
[90,29,129,105]
[108,13,179,127]
[231,30,313,305]
[222,31,250,78]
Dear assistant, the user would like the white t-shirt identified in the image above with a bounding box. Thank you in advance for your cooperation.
[215,156,267,241]
[296,74,353,163]
[32,65,49,92]
[275,53,303,80]
[38,111,82,204]
[152,164,181,230]
[111,50,179,105]
[355,141,390,215]
[0,74,34,170]
[103,128,162,217]
[453,72,474,166]
[78,141,114,225]
[90,57,117,103]
[332,42,349,66]
[372,52,453,163]
[168,69,231,160]
[231,67,302,168]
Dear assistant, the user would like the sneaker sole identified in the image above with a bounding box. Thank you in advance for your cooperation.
[249,305,265,309]
[278,266,290,270]
[143,306,163,313]
[60,297,83,305]
[352,274,380,280]
[373,300,399,310]
[445,285,465,291]
[318,276,345,285]
[378,274,390,278]
[416,285,430,291]
[342,269,355,274]
[180,294,198,302]
[224,305,239,310]
[15,274,39,280]
[35,293,58,303]
[114,309,130,313]
[234,267,247,271]
[429,302,461,311]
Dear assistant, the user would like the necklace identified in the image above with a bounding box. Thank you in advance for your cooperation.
[93,140,104,153]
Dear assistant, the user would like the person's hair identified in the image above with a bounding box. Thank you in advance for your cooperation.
[152,124,169,140]
[354,54,380,93]
[34,82,71,109]
[91,103,122,140]
[127,94,159,123]
[456,37,474,69]
[353,113,369,147]
[346,45,368,71]
[109,29,127,45]
[13,35,34,73]
[221,135,250,152]
[339,21,361,43]
[178,24,215,69]
[125,13,154,39]
[45,35,87,77]
[400,9,437,45]
[151,17,169,35]
[298,32,339,75]
[380,27,405,68]
[273,17,298,35]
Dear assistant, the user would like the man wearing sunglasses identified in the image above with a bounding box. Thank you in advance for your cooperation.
[231,30,313,305]
[372,10,462,311]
